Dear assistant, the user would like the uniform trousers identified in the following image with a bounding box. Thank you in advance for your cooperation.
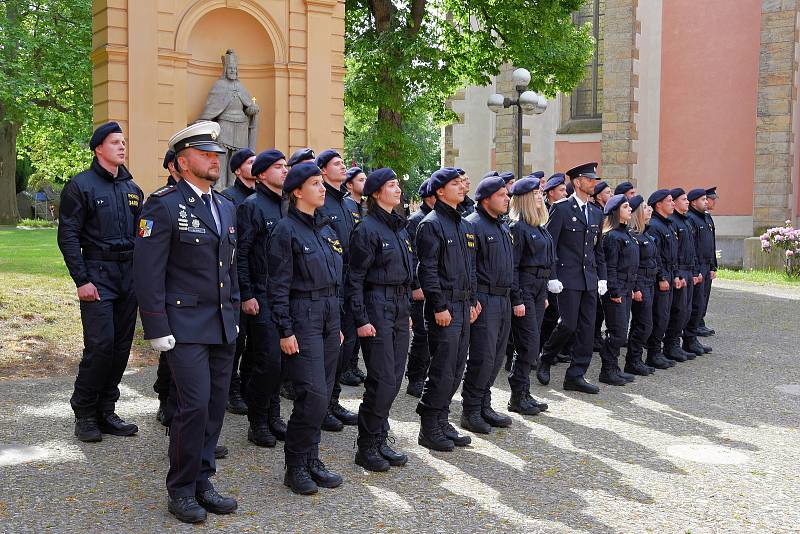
[600,293,632,369]
[462,293,511,412]
[508,278,547,394]
[685,265,710,339]
[665,277,693,344]
[331,295,358,406]
[541,288,597,380]
[646,286,673,354]
[627,285,654,359]
[406,299,430,383]
[245,310,284,425]
[230,313,252,395]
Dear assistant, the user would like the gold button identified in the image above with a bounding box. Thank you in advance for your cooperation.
[220,283,224,288]
[176,300,181,305]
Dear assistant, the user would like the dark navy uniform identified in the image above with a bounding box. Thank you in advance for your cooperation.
[346,205,413,448]
[508,219,555,396]
[627,227,661,368]
[702,209,717,329]
[685,207,714,342]
[267,205,343,468]
[645,212,679,357]
[342,193,365,380]
[415,200,477,422]
[665,211,698,350]
[406,203,432,387]
[222,177,255,205]
[599,225,639,381]
[461,206,513,416]
[134,178,239,499]
[540,196,607,381]
[237,182,286,434]
[58,158,143,420]
[317,181,358,418]
[458,195,476,217]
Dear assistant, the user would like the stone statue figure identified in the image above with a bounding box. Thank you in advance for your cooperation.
[198,49,260,187]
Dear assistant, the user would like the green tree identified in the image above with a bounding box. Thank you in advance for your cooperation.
[345,0,593,179]
[0,0,92,224]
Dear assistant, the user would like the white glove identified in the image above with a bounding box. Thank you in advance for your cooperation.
[598,280,608,296]
[150,335,176,352]
[547,279,563,294]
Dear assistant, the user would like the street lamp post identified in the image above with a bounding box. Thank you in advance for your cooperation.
[487,68,548,181]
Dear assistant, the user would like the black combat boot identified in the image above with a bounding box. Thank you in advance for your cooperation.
[214,445,229,459]
[321,411,344,432]
[168,496,207,523]
[614,364,635,383]
[682,337,704,356]
[418,414,455,451]
[339,368,362,387]
[563,376,600,394]
[439,413,471,446]
[330,402,358,425]
[284,465,318,495]
[156,401,167,425]
[598,366,627,386]
[379,435,408,466]
[97,412,138,436]
[355,438,391,472]
[405,380,424,398]
[268,414,287,442]
[646,350,674,369]
[663,340,689,362]
[308,458,343,488]
[624,356,652,376]
[460,410,491,434]
[247,421,277,447]
[353,366,367,383]
[481,405,512,428]
[195,488,238,514]
[536,359,551,385]
[508,392,541,416]
[74,416,102,442]
[226,382,248,415]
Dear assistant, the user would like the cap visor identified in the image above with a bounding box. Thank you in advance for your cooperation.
[185,142,226,154]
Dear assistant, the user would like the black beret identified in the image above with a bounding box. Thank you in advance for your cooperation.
[315,149,341,169]
[474,176,507,202]
[418,178,434,198]
[283,161,321,194]
[429,167,461,191]
[288,147,315,167]
[591,180,610,197]
[543,173,566,192]
[482,170,499,179]
[251,149,286,176]
[604,194,628,215]
[499,171,515,184]
[230,148,256,173]
[705,186,718,198]
[162,149,175,170]
[531,171,545,180]
[345,166,365,183]
[687,188,707,202]
[566,162,599,180]
[614,181,634,195]
[648,189,671,206]
[456,168,466,175]
[628,194,644,212]
[363,167,398,197]
[90,121,123,150]
[566,181,575,195]
[669,187,686,199]
[510,176,540,196]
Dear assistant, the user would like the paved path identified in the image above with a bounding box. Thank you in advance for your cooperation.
[1,286,799,533]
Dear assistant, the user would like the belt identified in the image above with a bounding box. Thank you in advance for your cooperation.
[82,249,133,261]
[290,286,337,300]
[476,283,511,297]
[365,284,410,298]
[441,288,470,301]
[520,266,551,278]
[638,267,658,277]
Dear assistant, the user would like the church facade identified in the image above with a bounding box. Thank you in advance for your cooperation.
[444,0,800,266]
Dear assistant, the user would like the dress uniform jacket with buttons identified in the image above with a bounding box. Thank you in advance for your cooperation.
[669,211,700,280]
[509,219,556,307]
[646,212,679,284]
[602,225,640,298]
[58,158,143,287]
[415,200,477,313]
[221,177,255,206]
[267,206,343,339]
[407,203,432,291]
[236,182,286,307]
[134,179,240,345]
[346,206,413,328]
[687,207,715,268]
[545,195,607,291]
[632,226,661,293]
[465,206,513,293]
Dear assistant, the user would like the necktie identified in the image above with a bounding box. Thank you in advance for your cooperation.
[583,204,589,224]
[201,193,220,233]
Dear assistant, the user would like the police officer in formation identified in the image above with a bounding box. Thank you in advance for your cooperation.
[346,168,413,471]
[267,161,344,495]
[236,149,290,447]
[58,121,143,442]
[405,178,435,398]
[591,180,612,353]
[457,168,476,216]
[699,187,718,336]
[684,188,714,355]
[134,121,240,522]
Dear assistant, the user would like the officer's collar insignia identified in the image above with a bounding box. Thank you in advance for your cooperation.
[192,219,200,228]
[188,196,196,203]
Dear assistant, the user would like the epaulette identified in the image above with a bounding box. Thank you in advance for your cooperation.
[216,190,234,202]
[150,185,177,197]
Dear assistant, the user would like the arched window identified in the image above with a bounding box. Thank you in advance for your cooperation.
[571,0,604,120]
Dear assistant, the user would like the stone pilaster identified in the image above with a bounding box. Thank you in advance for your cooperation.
[753,0,799,233]
[601,0,639,185]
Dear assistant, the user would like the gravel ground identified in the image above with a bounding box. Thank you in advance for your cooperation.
[1,286,799,533]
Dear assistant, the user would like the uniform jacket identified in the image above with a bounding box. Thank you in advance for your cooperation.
[415,200,477,313]
[632,226,661,292]
[407,203,432,291]
[687,207,715,268]
[545,195,607,291]
[318,181,357,267]
[465,205,513,294]
[57,158,143,287]
[669,211,700,279]
[646,212,679,283]
[458,195,476,217]
[267,205,343,338]
[221,178,255,206]
[236,182,286,304]
[134,179,240,345]
[509,218,556,306]
[602,225,640,298]
[345,206,414,327]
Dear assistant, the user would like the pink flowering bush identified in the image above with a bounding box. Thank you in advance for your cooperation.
[760,220,800,277]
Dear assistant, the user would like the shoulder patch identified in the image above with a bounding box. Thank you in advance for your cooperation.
[150,185,176,197]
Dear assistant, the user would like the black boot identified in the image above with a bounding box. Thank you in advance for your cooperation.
[439,413,471,446]
[353,366,367,383]
[460,410,491,434]
[481,405,512,428]
[598,366,627,386]
[379,435,408,466]
[646,350,674,369]
[697,325,715,337]
[214,445,228,459]
[536,359,551,385]
[284,465,318,495]
[97,412,138,436]
[308,458,343,488]
[74,416,102,442]
[563,376,600,394]
[418,414,455,451]
[168,496,207,523]
[269,414,287,442]
[330,402,358,425]
[614,364,635,383]
[321,411,344,432]
[663,341,689,362]
[339,368,362,387]
[195,488,238,514]
[555,352,572,363]
[508,392,541,416]
[280,381,296,401]
[355,438,391,472]
[156,401,167,426]
[226,383,248,415]
[248,422,277,447]
[682,337,705,356]
[624,357,652,376]
[406,380,424,398]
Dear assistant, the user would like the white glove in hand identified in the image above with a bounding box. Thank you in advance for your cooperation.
[547,279,563,294]
[150,335,176,352]
[598,280,608,296]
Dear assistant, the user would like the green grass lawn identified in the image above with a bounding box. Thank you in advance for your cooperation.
[716,267,800,286]
[0,227,69,277]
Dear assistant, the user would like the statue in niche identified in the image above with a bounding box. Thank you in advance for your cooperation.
[198,49,260,187]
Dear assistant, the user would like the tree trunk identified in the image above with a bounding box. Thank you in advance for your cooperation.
[0,113,21,225]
